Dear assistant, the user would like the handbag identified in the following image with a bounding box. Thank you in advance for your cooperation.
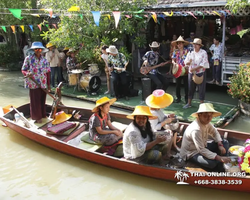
[192,72,204,85]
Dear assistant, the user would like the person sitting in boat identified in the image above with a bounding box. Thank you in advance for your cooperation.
[145,89,182,152]
[89,97,123,145]
[180,103,231,171]
[123,106,171,164]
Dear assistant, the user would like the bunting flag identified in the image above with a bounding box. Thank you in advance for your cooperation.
[9,9,23,20]
[37,24,42,31]
[112,11,120,28]
[45,24,49,28]
[125,15,132,18]
[1,26,6,32]
[102,14,110,19]
[135,15,143,19]
[163,11,173,16]
[79,14,83,19]
[68,6,80,12]
[219,10,227,16]
[196,11,205,19]
[91,11,101,26]
[52,24,57,29]
[20,25,24,32]
[151,12,157,23]
[10,26,15,33]
[29,25,33,32]
[133,9,144,14]
[213,11,221,17]
[144,15,148,18]
[187,12,197,19]
[30,14,40,17]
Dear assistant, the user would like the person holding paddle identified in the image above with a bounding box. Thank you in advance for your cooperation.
[21,42,51,123]
[141,41,170,91]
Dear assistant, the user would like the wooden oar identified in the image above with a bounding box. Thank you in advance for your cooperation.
[23,76,57,101]
[11,106,33,128]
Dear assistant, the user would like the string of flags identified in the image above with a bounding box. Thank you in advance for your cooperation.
[0,6,233,34]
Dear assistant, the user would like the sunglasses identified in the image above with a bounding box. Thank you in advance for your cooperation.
[34,48,42,51]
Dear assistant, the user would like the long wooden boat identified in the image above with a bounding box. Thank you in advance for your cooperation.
[0,103,250,193]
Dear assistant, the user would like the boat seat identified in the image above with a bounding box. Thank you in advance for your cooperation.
[111,121,128,132]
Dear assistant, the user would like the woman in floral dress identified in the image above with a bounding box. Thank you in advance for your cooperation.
[21,42,51,123]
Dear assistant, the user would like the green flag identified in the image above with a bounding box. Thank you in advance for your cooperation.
[9,9,23,20]
[79,14,83,19]
[134,9,144,14]
[1,26,6,32]
[45,24,49,28]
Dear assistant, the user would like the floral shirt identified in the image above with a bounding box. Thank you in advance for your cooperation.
[209,43,225,61]
[22,54,50,89]
[142,51,160,75]
[172,48,189,67]
[184,49,209,74]
[66,57,77,71]
[107,53,127,74]
[123,122,151,159]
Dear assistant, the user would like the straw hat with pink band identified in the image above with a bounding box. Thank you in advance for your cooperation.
[145,89,173,109]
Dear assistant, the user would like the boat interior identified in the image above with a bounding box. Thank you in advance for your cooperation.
[1,103,249,174]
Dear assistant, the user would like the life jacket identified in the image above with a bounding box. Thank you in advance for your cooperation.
[89,112,108,128]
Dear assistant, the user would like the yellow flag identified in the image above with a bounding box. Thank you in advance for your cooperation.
[20,25,24,32]
[11,26,15,33]
[151,12,157,23]
[68,6,80,12]
[213,11,221,17]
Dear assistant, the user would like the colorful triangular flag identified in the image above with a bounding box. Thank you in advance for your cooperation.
[20,25,25,32]
[112,11,120,28]
[91,11,101,26]
[1,26,6,32]
[9,9,23,20]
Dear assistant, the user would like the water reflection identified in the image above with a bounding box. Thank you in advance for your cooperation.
[0,71,249,199]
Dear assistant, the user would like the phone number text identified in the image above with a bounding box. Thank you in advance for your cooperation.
[194,179,242,185]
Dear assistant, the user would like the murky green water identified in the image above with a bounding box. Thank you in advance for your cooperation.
[0,71,249,199]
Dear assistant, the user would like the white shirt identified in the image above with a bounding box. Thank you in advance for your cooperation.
[123,122,150,159]
[149,109,167,132]
[184,49,209,74]
[180,118,222,160]
[46,49,60,67]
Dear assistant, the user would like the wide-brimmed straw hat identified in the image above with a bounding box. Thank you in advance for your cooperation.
[107,45,118,54]
[149,41,160,48]
[66,48,76,56]
[191,38,204,46]
[127,106,158,120]
[146,89,173,109]
[30,42,45,49]
[171,36,189,46]
[191,103,221,118]
[46,43,54,48]
[52,111,72,125]
[92,97,116,113]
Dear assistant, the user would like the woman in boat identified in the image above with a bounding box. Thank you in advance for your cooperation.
[180,103,231,171]
[145,89,181,152]
[21,42,51,123]
[89,97,123,145]
[123,106,170,164]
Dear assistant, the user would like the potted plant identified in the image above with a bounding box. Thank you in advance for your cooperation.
[227,62,250,116]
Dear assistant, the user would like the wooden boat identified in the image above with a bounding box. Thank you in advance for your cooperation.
[0,103,250,193]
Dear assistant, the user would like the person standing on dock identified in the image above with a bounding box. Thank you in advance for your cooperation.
[100,45,110,95]
[180,103,231,171]
[21,42,51,123]
[183,38,210,109]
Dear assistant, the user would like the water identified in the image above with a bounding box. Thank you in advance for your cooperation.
[0,71,249,199]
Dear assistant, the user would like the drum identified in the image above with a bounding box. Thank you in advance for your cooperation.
[80,74,101,92]
[68,73,78,86]
[88,64,99,75]
[71,69,84,74]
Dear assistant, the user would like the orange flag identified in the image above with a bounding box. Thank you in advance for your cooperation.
[11,26,15,33]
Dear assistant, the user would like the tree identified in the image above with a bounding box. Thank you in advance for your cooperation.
[39,0,156,67]
[226,0,250,14]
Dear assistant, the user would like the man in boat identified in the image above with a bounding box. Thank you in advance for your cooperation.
[107,45,129,101]
[89,97,123,145]
[123,106,171,164]
[145,89,182,152]
[180,103,231,171]
[141,41,170,92]
[21,42,51,123]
